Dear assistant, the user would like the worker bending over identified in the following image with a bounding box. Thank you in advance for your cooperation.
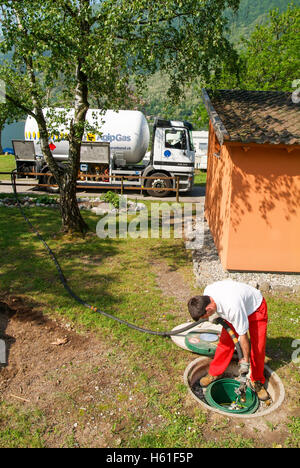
[188,280,269,401]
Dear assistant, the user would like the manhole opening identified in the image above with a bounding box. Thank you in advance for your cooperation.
[184,357,285,418]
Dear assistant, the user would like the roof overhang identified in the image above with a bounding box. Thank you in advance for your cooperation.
[201,89,229,145]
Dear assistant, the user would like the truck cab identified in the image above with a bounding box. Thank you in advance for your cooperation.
[142,118,195,196]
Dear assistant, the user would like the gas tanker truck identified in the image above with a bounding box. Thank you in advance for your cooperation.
[14,108,195,197]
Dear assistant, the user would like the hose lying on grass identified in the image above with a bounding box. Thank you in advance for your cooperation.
[10,170,208,337]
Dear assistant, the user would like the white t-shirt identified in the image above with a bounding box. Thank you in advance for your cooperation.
[204,280,263,335]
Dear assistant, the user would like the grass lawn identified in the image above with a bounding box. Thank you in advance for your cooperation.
[0,198,299,448]
[194,169,206,186]
[0,154,16,179]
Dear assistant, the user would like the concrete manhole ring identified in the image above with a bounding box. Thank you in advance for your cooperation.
[183,356,285,418]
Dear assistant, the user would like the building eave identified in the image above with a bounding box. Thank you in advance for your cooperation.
[201,88,230,145]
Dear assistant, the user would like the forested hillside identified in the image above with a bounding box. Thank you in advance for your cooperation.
[227,0,299,42]
[140,0,300,129]
[1,0,299,131]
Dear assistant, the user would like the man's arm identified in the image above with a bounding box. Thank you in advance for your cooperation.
[239,333,250,363]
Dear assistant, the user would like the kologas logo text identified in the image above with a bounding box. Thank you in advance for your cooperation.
[100,133,131,143]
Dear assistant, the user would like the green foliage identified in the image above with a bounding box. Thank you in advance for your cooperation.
[0,0,241,113]
[0,65,29,151]
[0,1,298,134]
[35,195,57,205]
[0,0,242,232]
[227,0,300,44]
[137,0,300,127]
[240,3,300,90]
[139,73,209,130]
[211,2,300,91]
[0,0,242,136]
[0,102,25,133]
[100,191,123,209]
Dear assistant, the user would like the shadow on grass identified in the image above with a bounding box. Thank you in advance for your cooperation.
[0,204,194,340]
[266,336,299,372]
[152,242,192,270]
[0,207,121,318]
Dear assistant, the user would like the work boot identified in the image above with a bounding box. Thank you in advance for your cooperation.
[251,381,269,401]
[199,373,219,387]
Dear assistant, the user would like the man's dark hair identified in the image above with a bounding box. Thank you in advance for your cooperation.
[188,295,211,321]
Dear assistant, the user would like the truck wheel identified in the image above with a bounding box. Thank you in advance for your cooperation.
[45,174,59,193]
[146,172,172,197]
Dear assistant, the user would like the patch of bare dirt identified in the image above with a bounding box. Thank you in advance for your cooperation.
[149,260,193,305]
[0,264,298,448]
[0,256,199,449]
[0,294,141,447]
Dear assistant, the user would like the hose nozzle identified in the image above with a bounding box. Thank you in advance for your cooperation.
[235,381,247,403]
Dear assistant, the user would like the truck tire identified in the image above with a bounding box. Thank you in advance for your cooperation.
[145,172,172,197]
[45,174,59,193]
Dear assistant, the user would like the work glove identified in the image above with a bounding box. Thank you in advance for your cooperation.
[239,360,250,376]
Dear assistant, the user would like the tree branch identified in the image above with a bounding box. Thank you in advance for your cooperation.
[49,0,78,18]
[135,10,194,25]
[91,6,194,28]
[0,90,36,119]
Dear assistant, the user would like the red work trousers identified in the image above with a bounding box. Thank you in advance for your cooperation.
[209,298,268,384]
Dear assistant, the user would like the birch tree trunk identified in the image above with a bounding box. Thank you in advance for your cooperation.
[56,59,90,234]
[31,85,89,234]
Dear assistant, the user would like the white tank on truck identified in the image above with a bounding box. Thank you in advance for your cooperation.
[25,108,150,164]
[17,108,195,197]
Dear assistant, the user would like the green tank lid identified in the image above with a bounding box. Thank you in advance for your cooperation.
[184,330,219,356]
[204,378,259,414]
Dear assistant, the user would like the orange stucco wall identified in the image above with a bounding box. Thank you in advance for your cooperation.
[205,122,233,264]
[205,123,300,272]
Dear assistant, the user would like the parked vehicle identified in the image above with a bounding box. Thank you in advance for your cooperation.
[14,109,195,197]
[192,130,208,171]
